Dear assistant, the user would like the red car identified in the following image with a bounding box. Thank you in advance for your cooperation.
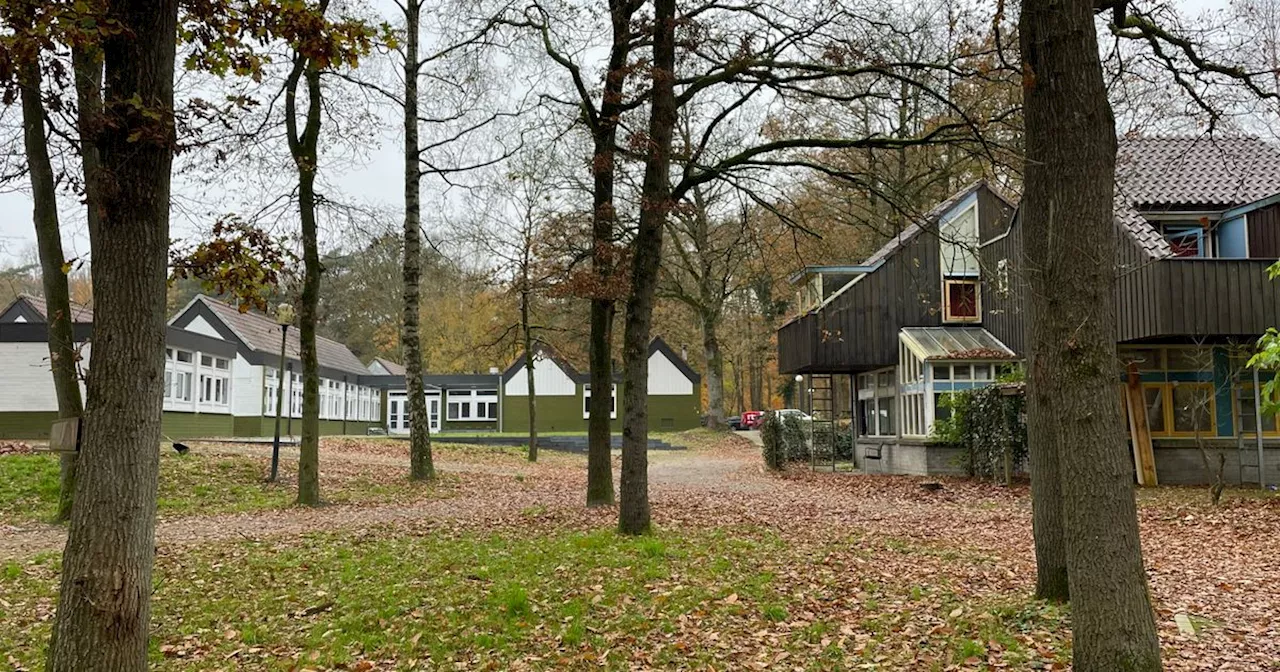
[741,410,764,429]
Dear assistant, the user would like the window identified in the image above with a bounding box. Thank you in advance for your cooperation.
[447,389,497,422]
[583,384,618,419]
[1120,347,1164,372]
[1160,224,1207,257]
[264,367,279,415]
[1170,384,1214,435]
[934,365,951,381]
[1165,348,1211,372]
[290,372,302,417]
[934,393,953,423]
[943,280,979,321]
[1143,385,1166,434]
[973,364,991,381]
[953,364,971,381]
[1136,381,1217,437]
[857,367,897,437]
[164,348,194,407]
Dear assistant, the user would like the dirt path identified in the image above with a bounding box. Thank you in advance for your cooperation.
[0,438,768,560]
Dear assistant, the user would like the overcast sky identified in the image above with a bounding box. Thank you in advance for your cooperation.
[0,0,1234,268]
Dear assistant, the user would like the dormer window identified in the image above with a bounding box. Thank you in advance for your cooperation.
[1162,224,1206,257]
[943,279,980,322]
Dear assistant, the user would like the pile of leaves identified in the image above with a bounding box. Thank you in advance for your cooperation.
[0,442,35,456]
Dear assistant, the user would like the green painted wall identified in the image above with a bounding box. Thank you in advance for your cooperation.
[162,412,235,439]
[499,384,701,433]
[0,411,60,439]
[502,392,585,433]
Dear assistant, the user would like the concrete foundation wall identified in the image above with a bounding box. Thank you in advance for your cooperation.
[855,439,967,477]
[1152,440,1280,486]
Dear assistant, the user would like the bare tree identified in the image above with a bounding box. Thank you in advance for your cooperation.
[6,1,86,523]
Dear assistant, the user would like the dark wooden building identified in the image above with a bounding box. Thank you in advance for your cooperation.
[777,137,1280,485]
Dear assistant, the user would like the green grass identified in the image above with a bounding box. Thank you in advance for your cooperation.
[0,451,448,525]
[0,526,1069,670]
[0,454,62,522]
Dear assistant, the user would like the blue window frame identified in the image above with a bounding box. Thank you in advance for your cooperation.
[1163,225,1204,257]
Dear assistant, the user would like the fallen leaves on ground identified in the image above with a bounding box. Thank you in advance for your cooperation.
[0,432,1275,670]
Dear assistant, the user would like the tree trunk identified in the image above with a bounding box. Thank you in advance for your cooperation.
[618,0,676,536]
[732,356,745,415]
[522,283,538,461]
[403,0,434,480]
[285,19,327,505]
[46,1,178,668]
[586,0,638,508]
[17,44,84,524]
[749,356,763,411]
[1020,0,1162,668]
[702,311,725,428]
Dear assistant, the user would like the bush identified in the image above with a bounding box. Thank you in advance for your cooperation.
[811,424,854,460]
[761,412,785,470]
[780,414,808,461]
[760,412,811,468]
[932,385,1027,481]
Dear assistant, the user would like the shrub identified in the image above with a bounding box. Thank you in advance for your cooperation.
[761,412,785,470]
[932,384,1027,481]
[780,414,809,461]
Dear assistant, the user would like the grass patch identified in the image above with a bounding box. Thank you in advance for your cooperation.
[0,451,451,526]
[0,525,1071,671]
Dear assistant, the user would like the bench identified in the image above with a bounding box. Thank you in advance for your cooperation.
[863,443,884,460]
[36,418,81,454]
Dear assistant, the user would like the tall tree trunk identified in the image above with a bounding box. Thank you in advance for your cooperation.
[586,0,638,508]
[17,43,84,524]
[749,355,763,411]
[618,0,676,535]
[286,17,327,505]
[46,1,178,668]
[1020,0,1161,668]
[732,355,745,415]
[403,0,434,480]
[701,310,725,428]
[522,281,538,461]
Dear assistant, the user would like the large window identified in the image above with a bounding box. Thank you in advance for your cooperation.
[264,367,279,415]
[164,348,194,406]
[899,342,926,436]
[856,369,896,437]
[447,389,498,421]
[1139,382,1214,436]
[583,384,618,419]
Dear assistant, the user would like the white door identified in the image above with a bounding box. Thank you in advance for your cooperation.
[388,394,409,435]
[428,396,441,432]
[388,393,438,435]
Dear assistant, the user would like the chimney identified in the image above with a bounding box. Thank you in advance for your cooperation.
[681,344,688,360]
[488,366,500,374]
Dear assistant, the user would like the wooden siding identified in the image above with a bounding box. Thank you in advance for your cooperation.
[979,221,1027,355]
[977,189,1016,243]
[1248,201,1280,258]
[981,220,1280,345]
[777,229,941,373]
[778,184,1014,373]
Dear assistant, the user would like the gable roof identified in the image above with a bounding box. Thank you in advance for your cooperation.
[501,344,582,383]
[1114,201,1174,259]
[648,337,701,384]
[0,294,94,324]
[175,295,367,374]
[369,357,406,376]
[860,181,1014,268]
[1117,136,1280,210]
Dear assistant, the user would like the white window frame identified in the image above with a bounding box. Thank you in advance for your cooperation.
[583,383,618,419]
[942,278,981,323]
[857,367,897,437]
[164,347,195,409]
[447,389,498,422]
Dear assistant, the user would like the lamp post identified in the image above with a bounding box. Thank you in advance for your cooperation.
[269,303,295,482]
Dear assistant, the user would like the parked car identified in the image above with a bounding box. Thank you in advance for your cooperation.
[741,410,764,429]
[775,409,812,423]
[726,415,743,431]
